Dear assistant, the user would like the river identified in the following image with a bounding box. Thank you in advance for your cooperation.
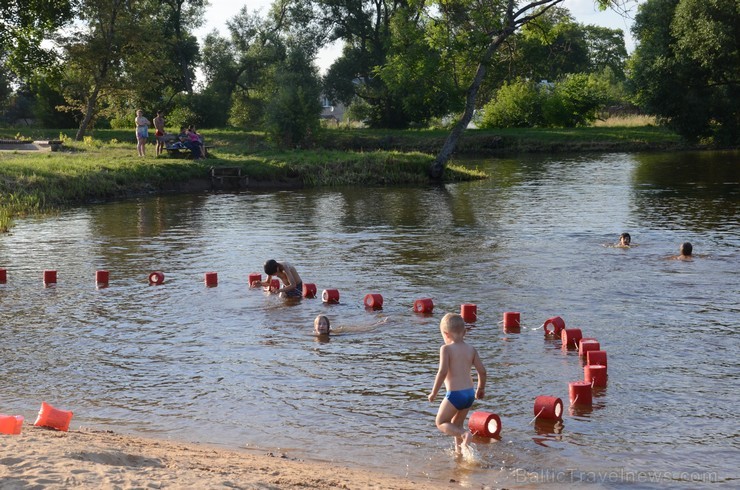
[1,150,738,488]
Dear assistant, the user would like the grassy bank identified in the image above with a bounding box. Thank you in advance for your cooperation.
[0,123,692,232]
[0,128,485,231]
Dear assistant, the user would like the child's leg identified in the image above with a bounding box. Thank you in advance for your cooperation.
[451,408,471,448]
[435,398,468,440]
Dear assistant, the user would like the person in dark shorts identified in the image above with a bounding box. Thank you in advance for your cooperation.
[254,259,303,298]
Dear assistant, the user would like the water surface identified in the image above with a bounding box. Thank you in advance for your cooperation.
[1,150,738,488]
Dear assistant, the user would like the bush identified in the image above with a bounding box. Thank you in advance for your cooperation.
[480,80,544,128]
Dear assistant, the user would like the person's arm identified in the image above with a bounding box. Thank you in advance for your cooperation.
[472,348,486,399]
[428,345,449,402]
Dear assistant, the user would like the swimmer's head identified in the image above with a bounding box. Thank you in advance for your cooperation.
[264,259,279,275]
[619,233,631,246]
[440,313,465,341]
[680,242,693,256]
[314,315,331,336]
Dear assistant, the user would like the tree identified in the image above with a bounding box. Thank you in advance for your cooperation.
[56,0,165,139]
[629,0,739,143]
[429,0,616,178]
[0,0,75,77]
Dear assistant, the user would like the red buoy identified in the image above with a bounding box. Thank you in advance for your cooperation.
[33,402,73,432]
[0,414,23,435]
[148,271,165,285]
[568,381,593,406]
[43,270,57,284]
[584,364,607,387]
[469,411,501,438]
[460,303,477,323]
[0,268,6,283]
[561,328,583,349]
[302,283,317,298]
[533,396,563,421]
[587,350,608,367]
[95,270,109,286]
[413,298,434,314]
[503,311,520,328]
[269,278,280,293]
[322,289,340,304]
[543,316,565,337]
[578,339,601,357]
[248,273,262,287]
[204,272,218,287]
[364,293,384,310]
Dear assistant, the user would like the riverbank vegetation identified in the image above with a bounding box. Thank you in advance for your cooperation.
[0,121,688,232]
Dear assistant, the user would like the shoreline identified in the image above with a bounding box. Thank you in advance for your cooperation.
[1,425,452,489]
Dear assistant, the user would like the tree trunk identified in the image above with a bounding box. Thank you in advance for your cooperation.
[75,86,100,141]
[430,0,566,178]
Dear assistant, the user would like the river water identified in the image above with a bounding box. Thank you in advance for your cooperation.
[1,151,738,488]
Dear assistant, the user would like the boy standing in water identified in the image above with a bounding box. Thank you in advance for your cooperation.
[254,259,303,298]
[428,313,487,452]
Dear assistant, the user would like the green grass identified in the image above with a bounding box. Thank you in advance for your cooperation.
[0,128,486,231]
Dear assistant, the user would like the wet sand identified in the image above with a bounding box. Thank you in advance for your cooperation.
[0,426,453,489]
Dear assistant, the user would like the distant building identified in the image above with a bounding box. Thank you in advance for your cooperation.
[320,96,346,124]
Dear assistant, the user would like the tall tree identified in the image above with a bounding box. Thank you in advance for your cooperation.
[429,0,617,178]
[57,0,164,140]
[630,0,739,143]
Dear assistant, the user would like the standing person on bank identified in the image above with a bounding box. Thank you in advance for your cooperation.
[135,110,150,157]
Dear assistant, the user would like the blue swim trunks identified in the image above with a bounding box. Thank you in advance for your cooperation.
[445,388,475,410]
[283,282,303,298]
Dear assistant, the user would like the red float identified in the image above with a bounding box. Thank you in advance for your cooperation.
[468,411,501,438]
[34,402,73,432]
[587,350,608,367]
[0,268,6,283]
[568,381,593,406]
[584,364,607,387]
[43,270,57,284]
[269,278,280,293]
[533,396,563,421]
[543,316,565,337]
[460,303,477,323]
[248,273,262,287]
[322,289,340,304]
[148,271,165,285]
[302,283,317,298]
[95,270,109,286]
[204,272,218,287]
[561,328,583,349]
[413,298,434,314]
[0,414,23,435]
[364,293,384,309]
[579,339,601,357]
[503,311,520,328]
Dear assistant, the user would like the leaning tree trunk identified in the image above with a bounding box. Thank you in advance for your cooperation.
[430,0,566,178]
[75,85,101,141]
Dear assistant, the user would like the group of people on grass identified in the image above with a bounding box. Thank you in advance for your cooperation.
[134,110,206,159]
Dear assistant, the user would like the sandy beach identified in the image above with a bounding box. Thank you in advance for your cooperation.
[0,426,453,489]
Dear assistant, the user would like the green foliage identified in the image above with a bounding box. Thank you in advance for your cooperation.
[263,49,323,148]
[480,80,544,128]
[629,0,739,144]
[167,105,200,130]
[482,72,612,129]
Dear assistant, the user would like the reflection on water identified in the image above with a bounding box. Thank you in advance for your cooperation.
[1,151,738,487]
